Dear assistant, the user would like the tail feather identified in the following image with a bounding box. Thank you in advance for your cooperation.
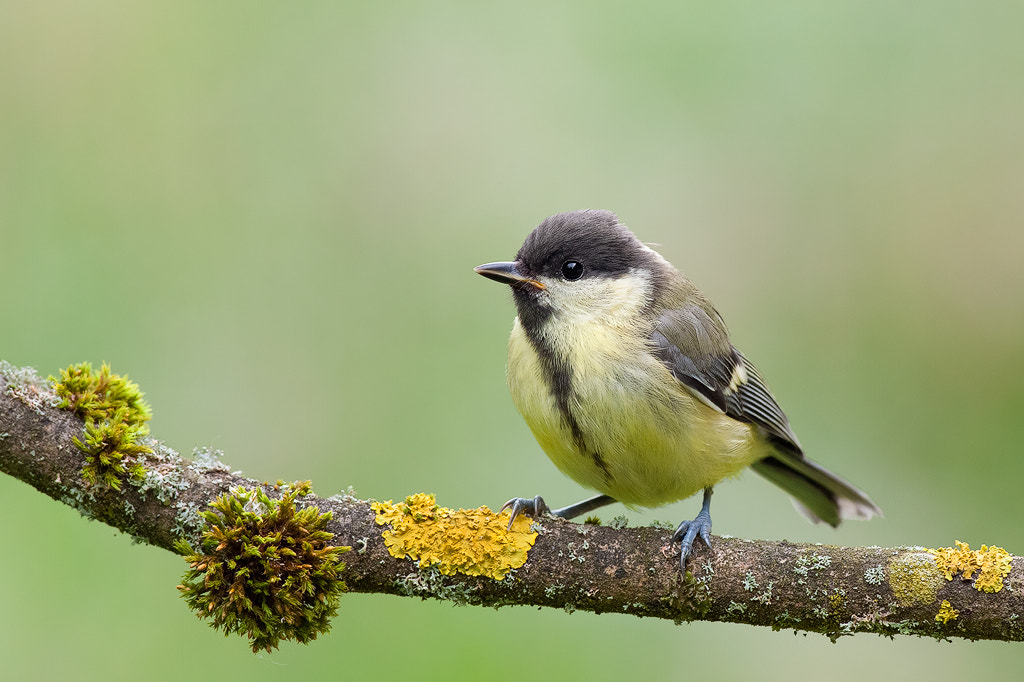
[751,454,882,528]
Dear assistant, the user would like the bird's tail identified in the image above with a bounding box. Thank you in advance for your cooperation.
[751,453,882,527]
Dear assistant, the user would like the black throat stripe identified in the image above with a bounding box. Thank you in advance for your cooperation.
[516,309,612,481]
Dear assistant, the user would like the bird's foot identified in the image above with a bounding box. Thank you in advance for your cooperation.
[671,508,713,568]
[500,495,552,529]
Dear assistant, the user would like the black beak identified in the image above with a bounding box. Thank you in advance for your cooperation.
[474,261,545,289]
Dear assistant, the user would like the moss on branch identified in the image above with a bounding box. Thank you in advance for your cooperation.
[2,360,1023,651]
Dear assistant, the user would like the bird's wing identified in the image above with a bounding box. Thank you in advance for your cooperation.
[651,305,802,454]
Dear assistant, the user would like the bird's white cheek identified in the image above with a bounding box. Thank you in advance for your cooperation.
[546,272,651,320]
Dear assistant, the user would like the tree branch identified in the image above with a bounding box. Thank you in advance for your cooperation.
[2,364,1022,644]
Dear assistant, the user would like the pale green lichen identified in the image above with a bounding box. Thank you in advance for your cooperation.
[750,581,774,605]
[173,500,206,545]
[133,438,189,503]
[681,561,715,618]
[59,485,98,519]
[608,515,630,530]
[1,360,60,413]
[372,493,537,580]
[395,566,480,604]
[327,486,361,505]
[772,610,800,631]
[727,600,747,614]
[864,565,886,585]
[189,446,232,474]
[793,552,832,585]
[887,552,945,606]
[565,540,588,563]
[929,541,1012,593]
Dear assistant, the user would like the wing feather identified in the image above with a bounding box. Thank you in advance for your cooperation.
[651,303,881,524]
[652,306,802,453]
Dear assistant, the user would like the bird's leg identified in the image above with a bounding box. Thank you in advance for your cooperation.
[551,494,616,519]
[672,487,714,568]
[501,494,616,529]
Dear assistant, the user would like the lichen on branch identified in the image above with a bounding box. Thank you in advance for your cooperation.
[930,541,1013,594]
[3,359,1024,649]
[372,493,537,580]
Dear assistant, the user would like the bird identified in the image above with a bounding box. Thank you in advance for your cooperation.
[474,209,881,567]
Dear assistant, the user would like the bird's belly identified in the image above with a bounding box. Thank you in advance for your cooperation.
[508,321,763,508]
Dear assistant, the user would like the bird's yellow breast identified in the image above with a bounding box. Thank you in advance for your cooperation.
[507,296,765,508]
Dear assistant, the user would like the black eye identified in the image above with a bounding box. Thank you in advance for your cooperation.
[561,261,584,280]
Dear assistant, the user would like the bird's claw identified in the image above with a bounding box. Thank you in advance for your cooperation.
[500,495,552,529]
[671,509,713,568]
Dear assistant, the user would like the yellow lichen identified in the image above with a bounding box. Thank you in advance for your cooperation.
[935,599,959,625]
[372,493,538,580]
[887,552,945,607]
[928,541,1013,594]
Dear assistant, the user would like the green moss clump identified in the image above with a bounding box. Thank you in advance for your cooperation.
[175,482,350,653]
[74,412,150,489]
[52,362,153,489]
[53,362,151,426]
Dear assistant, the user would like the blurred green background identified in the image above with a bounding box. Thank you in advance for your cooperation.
[2,1,1023,678]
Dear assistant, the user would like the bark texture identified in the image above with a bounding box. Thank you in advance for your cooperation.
[2,372,1022,643]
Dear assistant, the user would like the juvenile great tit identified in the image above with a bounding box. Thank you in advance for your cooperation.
[475,209,881,567]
